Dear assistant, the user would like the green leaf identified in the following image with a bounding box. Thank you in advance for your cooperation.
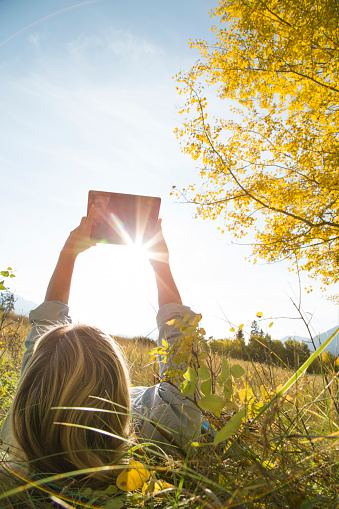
[103,499,125,509]
[0,271,9,277]
[224,378,232,391]
[220,358,230,380]
[201,379,212,396]
[7,267,12,271]
[198,364,210,380]
[180,382,189,396]
[9,274,15,278]
[225,400,239,412]
[231,364,245,378]
[198,394,225,413]
[179,380,192,396]
[104,485,118,495]
[223,387,232,400]
[180,379,197,396]
[187,381,197,395]
[214,409,246,445]
[0,283,6,291]
[183,367,198,383]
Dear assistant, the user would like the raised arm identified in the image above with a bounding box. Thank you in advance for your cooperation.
[148,219,182,308]
[45,205,96,304]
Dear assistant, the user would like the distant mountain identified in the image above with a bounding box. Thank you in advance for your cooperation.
[280,325,339,357]
[280,334,310,344]
[12,295,37,317]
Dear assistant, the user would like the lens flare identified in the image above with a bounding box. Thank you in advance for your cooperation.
[107,212,132,245]
[106,212,166,261]
[106,212,150,256]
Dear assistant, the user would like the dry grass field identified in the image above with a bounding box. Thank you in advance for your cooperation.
[0,312,339,508]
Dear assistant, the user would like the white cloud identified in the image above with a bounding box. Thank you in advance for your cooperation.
[66,29,163,65]
[28,32,40,47]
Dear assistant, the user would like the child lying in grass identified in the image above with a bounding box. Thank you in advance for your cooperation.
[0,206,201,483]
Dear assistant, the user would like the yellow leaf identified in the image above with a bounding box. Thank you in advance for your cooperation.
[230,327,235,332]
[116,461,150,492]
[262,460,275,470]
[142,479,174,496]
[256,312,263,318]
[166,319,178,325]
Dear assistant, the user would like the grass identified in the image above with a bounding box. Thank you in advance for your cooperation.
[1,312,339,508]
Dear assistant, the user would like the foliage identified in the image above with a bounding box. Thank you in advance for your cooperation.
[174,0,339,287]
[0,268,15,292]
[149,313,328,448]
[0,314,28,426]
[208,320,329,373]
[0,292,15,314]
[0,273,24,428]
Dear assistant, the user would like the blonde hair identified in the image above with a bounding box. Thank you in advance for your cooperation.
[11,324,130,484]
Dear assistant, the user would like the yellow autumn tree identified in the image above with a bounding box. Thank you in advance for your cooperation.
[175,0,339,286]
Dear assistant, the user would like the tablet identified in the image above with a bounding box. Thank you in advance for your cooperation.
[87,191,161,245]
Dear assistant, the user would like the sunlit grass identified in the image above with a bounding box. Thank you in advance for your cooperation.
[1,313,339,507]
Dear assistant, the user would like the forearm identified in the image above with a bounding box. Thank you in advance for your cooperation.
[44,249,76,305]
[152,261,182,308]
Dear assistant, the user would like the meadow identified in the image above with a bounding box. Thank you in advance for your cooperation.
[0,310,339,508]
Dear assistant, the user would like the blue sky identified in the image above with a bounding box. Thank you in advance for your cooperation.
[1,0,338,342]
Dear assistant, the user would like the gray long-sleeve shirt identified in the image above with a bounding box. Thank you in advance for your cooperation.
[0,301,201,459]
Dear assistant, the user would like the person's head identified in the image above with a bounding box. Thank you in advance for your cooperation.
[11,323,130,484]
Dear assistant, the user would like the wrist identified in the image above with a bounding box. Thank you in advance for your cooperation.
[59,248,77,265]
[150,259,170,274]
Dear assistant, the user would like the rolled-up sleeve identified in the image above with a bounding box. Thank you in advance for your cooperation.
[21,301,72,374]
[131,303,202,450]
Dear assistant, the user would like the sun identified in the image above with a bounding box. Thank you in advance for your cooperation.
[129,239,150,257]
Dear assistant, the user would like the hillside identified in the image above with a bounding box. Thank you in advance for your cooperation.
[280,325,339,357]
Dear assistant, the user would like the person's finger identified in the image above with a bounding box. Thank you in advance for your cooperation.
[79,216,87,229]
[152,218,162,233]
[88,203,95,219]
[85,204,95,233]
